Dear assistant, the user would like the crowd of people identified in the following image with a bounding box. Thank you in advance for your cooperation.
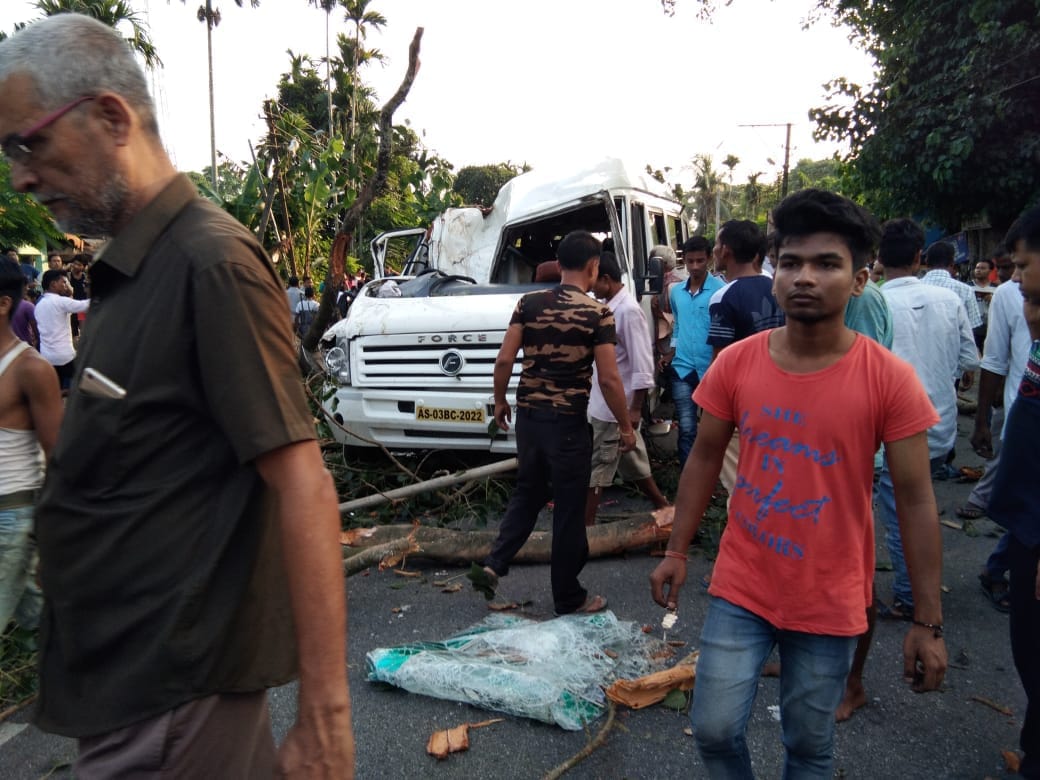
[0,10,1038,780]
[478,199,1039,777]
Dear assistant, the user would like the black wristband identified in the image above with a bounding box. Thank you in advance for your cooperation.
[912,620,944,638]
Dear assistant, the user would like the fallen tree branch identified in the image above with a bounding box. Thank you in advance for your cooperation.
[970,695,1013,716]
[342,514,669,571]
[301,372,419,483]
[338,458,517,515]
[344,536,420,577]
[0,693,37,724]
[542,701,617,780]
[303,26,425,351]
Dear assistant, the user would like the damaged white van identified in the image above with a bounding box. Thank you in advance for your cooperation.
[319,158,688,453]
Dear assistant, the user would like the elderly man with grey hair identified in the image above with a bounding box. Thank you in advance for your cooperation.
[649,244,682,363]
[0,14,353,778]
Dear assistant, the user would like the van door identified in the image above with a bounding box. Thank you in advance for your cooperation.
[369,228,428,278]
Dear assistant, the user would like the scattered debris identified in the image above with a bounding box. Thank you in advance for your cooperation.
[441,583,463,594]
[940,519,964,531]
[683,726,693,737]
[542,702,617,780]
[652,506,675,529]
[767,704,781,722]
[971,695,1013,716]
[394,569,422,578]
[660,689,689,712]
[1002,750,1022,773]
[466,562,497,601]
[426,718,503,760]
[941,585,951,593]
[605,652,698,710]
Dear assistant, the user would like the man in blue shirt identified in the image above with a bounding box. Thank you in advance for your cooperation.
[663,237,724,467]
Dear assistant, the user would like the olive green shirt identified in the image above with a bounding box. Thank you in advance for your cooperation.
[34,175,315,737]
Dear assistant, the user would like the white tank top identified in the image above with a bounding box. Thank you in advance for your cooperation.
[0,341,45,494]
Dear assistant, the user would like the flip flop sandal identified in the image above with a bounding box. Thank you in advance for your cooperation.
[555,594,608,616]
[878,598,913,621]
[956,504,986,520]
[978,573,1011,613]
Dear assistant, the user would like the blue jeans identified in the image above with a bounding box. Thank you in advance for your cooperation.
[691,597,856,780]
[874,455,945,608]
[0,503,42,631]
[670,368,700,468]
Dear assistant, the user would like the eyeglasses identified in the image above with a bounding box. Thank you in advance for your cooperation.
[1,95,95,166]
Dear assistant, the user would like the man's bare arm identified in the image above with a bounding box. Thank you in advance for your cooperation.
[593,343,636,451]
[885,431,947,693]
[649,412,733,608]
[492,324,522,432]
[22,354,63,457]
[970,369,1003,456]
[255,441,354,779]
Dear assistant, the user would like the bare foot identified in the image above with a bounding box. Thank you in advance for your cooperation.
[761,662,781,678]
[835,679,867,722]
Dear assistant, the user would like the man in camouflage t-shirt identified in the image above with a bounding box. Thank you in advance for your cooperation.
[484,231,636,614]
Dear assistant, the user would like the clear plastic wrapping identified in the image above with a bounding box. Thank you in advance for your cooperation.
[366,611,667,730]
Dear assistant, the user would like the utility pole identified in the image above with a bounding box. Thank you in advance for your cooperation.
[738,122,793,198]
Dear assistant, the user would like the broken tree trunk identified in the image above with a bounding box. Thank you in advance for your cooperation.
[338,457,517,515]
[342,514,669,576]
[303,27,425,351]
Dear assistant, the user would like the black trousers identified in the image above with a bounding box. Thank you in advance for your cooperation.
[1010,534,1040,778]
[485,407,592,614]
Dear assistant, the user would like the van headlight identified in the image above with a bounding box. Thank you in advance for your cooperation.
[324,346,350,384]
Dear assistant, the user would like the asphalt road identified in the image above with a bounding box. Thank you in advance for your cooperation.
[0,411,1026,779]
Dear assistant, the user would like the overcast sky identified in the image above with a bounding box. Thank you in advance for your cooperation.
[2,0,875,190]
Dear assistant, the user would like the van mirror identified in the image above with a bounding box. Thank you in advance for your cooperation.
[646,256,664,295]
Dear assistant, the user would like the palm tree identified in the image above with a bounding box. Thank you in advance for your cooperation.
[35,0,161,67]
[689,154,730,236]
[308,0,338,135]
[342,0,386,148]
[181,0,260,190]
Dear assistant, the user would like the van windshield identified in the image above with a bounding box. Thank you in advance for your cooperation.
[489,200,615,284]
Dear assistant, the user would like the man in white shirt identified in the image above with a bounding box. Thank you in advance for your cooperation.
[286,275,303,312]
[922,240,984,330]
[876,219,979,617]
[34,270,89,389]
[585,251,668,525]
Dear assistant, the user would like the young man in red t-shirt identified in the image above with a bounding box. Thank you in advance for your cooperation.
[650,189,947,778]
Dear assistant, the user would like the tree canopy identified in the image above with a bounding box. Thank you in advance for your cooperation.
[679,0,1040,232]
[0,161,65,250]
[811,0,1040,231]
[452,163,526,207]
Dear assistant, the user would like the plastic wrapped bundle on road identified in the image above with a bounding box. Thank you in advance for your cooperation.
[366,611,669,730]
